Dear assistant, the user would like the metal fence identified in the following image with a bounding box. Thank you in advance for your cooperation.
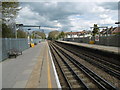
[0,38,41,61]
[91,35,120,47]
[63,35,120,47]
[0,38,2,61]
[32,39,42,44]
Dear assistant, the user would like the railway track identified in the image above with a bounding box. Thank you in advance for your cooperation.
[54,41,120,80]
[50,44,89,89]
[48,41,117,89]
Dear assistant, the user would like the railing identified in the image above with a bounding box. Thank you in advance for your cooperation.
[0,38,41,61]
[63,35,120,47]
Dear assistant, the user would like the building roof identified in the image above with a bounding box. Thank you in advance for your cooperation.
[67,32,81,35]
[66,30,91,35]
[112,27,120,33]
[100,27,117,34]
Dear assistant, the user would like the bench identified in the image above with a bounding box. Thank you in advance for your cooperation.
[8,49,22,58]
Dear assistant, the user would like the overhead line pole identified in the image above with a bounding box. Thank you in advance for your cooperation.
[23,25,41,29]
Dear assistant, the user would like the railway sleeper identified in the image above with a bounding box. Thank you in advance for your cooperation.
[77,73,84,77]
[64,71,71,75]
[63,68,70,71]
[70,81,80,85]
[71,67,78,70]
[70,79,78,83]
[61,85,69,88]
[72,84,82,88]
[66,75,74,79]
[61,65,68,68]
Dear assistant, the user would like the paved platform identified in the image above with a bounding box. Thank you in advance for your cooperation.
[2,41,60,88]
[57,41,120,55]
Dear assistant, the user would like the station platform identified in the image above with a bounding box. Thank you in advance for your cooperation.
[2,41,61,88]
[57,41,119,55]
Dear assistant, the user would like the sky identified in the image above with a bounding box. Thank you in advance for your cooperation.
[16,1,119,34]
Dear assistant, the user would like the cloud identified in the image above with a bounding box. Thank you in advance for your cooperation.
[16,6,40,25]
[98,17,116,25]
[41,27,59,30]
[16,2,118,34]
[99,14,109,19]
[98,2,118,10]
[91,6,110,13]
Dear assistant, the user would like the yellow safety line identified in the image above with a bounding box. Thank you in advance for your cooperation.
[47,45,52,88]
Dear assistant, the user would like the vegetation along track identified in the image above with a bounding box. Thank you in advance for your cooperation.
[48,41,117,89]
[54,41,120,80]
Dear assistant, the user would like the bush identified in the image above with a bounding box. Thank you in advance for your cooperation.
[89,40,95,44]
[34,43,37,45]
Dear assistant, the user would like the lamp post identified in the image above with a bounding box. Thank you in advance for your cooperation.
[15,24,17,39]
[115,22,120,28]
[28,28,31,44]
[15,28,19,39]
[115,22,120,24]
[16,24,23,39]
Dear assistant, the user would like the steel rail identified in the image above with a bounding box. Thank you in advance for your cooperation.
[52,42,117,90]
[81,52,120,72]
[50,43,89,89]
[54,42,120,80]
[55,42,120,71]
[49,43,72,89]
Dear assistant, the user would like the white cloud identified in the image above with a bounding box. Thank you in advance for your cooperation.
[55,23,62,27]
[91,6,110,13]
[69,16,94,31]
[16,2,118,33]
[99,14,109,19]
[16,6,40,25]
[98,17,116,25]
[16,5,62,30]
[18,0,118,2]
[41,27,59,31]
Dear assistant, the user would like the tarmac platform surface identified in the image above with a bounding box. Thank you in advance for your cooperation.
[2,41,60,88]
[57,41,119,54]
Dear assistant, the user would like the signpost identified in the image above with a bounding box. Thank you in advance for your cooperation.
[90,26,109,45]
[95,35,99,41]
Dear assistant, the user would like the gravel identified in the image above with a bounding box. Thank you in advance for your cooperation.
[55,44,120,88]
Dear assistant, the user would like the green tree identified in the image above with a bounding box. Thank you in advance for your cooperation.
[2,2,20,23]
[17,30,27,38]
[2,2,20,38]
[58,31,65,38]
[0,1,2,36]
[31,31,35,39]
[0,19,2,38]
[48,31,60,40]
[2,23,15,38]
[33,31,46,39]
[92,24,99,36]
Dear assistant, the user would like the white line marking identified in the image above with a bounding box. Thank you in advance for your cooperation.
[0,62,2,90]
[47,42,62,89]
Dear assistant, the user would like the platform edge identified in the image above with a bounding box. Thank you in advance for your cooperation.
[47,43,62,89]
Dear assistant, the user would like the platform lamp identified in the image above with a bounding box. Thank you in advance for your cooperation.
[28,28,31,44]
[115,22,120,27]
[115,22,120,24]
[15,24,23,39]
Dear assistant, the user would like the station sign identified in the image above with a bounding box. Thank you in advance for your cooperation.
[95,35,99,41]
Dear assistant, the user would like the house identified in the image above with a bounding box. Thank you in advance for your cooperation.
[65,30,92,38]
[100,27,120,36]
[112,27,120,34]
